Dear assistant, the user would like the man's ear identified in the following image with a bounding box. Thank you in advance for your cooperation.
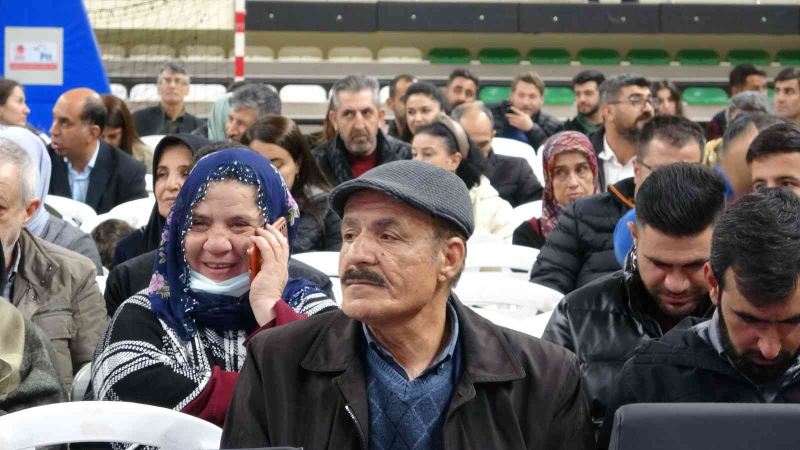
[88,124,102,140]
[437,237,466,285]
[627,221,638,247]
[705,263,720,306]
[378,108,386,122]
[328,109,338,132]
[23,198,41,224]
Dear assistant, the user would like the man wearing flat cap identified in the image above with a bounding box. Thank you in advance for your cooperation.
[222,160,594,449]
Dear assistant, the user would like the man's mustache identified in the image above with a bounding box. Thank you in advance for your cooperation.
[341,267,387,287]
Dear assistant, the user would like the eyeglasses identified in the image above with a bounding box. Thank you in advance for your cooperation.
[608,94,656,109]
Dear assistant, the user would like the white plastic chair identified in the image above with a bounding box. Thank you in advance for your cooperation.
[80,197,156,234]
[99,43,126,60]
[0,401,222,449]
[492,137,544,184]
[109,83,128,100]
[464,242,539,277]
[379,85,391,104]
[328,46,373,62]
[279,84,328,103]
[71,363,92,401]
[45,195,97,227]
[511,200,543,226]
[145,173,154,193]
[377,47,423,62]
[246,45,274,61]
[186,84,227,102]
[179,44,226,61]
[330,277,343,306]
[129,84,160,102]
[140,134,166,151]
[95,275,107,295]
[291,251,340,277]
[454,272,561,314]
[128,44,176,61]
[277,46,323,61]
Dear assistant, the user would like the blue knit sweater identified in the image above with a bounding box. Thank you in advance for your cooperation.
[363,305,461,450]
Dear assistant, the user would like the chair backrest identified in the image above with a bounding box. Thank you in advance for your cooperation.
[454,272,561,314]
[140,134,166,151]
[180,44,226,61]
[70,363,92,401]
[145,173,154,192]
[186,83,227,102]
[277,46,323,61]
[290,251,340,277]
[44,195,97,227]
[468,307,552,338]
[377,46,423,62]
[491,137,543,183]
[109,83,128,100]
[610,403,800,450]
[328,46,373,62]
[80,197,156,234]
[464,242,538,275]
[511,201,543,227]
[0,401,222,449]
[246,45,275,61]
[279,84,328,103]
[99,43,126,60]
[128,44,176,60]
[379,85,391,104]
[129,84,160,102]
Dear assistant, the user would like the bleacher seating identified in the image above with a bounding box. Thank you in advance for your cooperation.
[428,48,471,64]
[328,46,373,62]
[109,83,128,100]
[278,46,324,61]
[129,84,160,102]
[246,45,275,61]
[528,48,571,65]
[627,48,671,65]
[280,84,328,103]
[578,48,622,65]
[479,48,522,65]
[377,46,424,62]
[676,49,720,66]
[179,44,227,61]
[128,44,175,61]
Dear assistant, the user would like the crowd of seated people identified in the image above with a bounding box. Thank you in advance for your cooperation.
[0,54,800,450]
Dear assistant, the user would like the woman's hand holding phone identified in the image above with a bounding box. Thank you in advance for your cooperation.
[247,217,289,326]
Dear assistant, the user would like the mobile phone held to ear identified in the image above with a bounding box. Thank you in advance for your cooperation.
[248,217,288,282]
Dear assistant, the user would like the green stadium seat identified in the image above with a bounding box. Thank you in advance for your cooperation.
[479,86,510,104]
[577,48,621,65]
[727,49,771,66]
[428,48,471,64]
[777,49,800,66]
[682,87,729,106]
[479,48,521,65]
[627,49,671,66]
[528,48,571,65]
[676,49,720,66]
[544,87,575,105]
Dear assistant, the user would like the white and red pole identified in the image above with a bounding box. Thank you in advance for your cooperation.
[234,0,246,81]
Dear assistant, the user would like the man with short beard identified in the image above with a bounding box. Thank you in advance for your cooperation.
[564,70,605,136]
[312,74,411,186]
[543,163,725,428]
[599,188,800,449]
[590,74,654,190]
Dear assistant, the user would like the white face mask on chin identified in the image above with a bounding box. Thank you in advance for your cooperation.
[189,270,250,297]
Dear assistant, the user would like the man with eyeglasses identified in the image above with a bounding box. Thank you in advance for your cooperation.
[132,61,204,136]
[589,74,655,190]
[530,115,705,295]
[543,163,725,429]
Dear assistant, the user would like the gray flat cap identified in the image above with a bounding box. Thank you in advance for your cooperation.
[330,160,474,238]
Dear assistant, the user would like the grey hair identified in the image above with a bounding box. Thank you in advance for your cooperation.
[719,112,788,157]
[726,91,774,122]
[157,61,190,83]
[230,83,282,117]
[451,101,495,129]
[330,74,380,110]
[599,74,650,105]
[0,138,36,206]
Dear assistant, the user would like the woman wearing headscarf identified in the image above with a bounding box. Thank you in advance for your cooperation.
[513,131,600,249]
[90,148,337,426]
[0,126,103,273]
[192,92,232,141]
[411,113,515,239]
[113,134,210,267]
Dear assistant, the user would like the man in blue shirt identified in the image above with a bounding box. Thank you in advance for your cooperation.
[48,88,146,214]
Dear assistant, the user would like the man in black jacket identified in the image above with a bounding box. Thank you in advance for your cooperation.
[564,70,605,137]
[544,163,726,427]
[312,75,410,186]
[222,160,594,450]
[132,62,204,136]
[453,102,543,206]
[529,115,705,294]
[599,189,800,448]
[490,71,563,150]
[48,88,147,214]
